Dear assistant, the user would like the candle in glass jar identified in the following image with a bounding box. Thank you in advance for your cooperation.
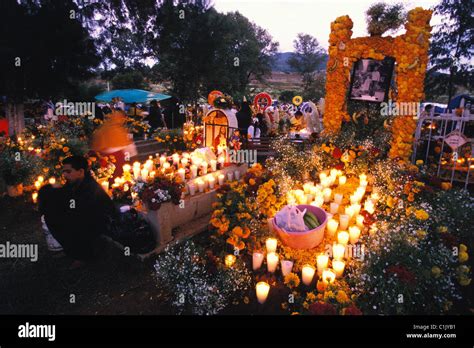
[266,252,279,273]
[150,171,156,179]
[256,282,270,304]
[322,269,336,286]
[227,172,234,182]
[207,175,215,189]
[345,206,355,219]
[218,156,225,168]
[360,179,368,187]
[218,174,225,186]
[330,202,339,214]
[349,226,361,244]
[225,254,236,267]
[177,168,186,181]
[190,165,198,178]
[332,260,345,278]
[281,260,294,277]
[188,183,196,196]
[159,156,166,166]
[326,218,339,237]
[317,254,329,276]
[49,177,56,185]
[359,173,367,182]
[319,172,327,182]
[339,214,349,230]
[323,188,332,202]
[339,175,347,186]
[302,264,316,286]
[330,168,338,177]
[332,243,345,260]
[350,195,359,205]
[201,161,208,175]
[265,238,278,253]
[196,179,205,193]
[303,182,313,194]
[334,193,343,204]
[364,199,375,214]
[172,153,180,165]
[133,166,140,180]
[351,203,361,216]
[337,231,349,245]
[210,159,217,172]
[140,168,149,181]
[122,164,131,173]
[356,214,364,228]
[305,193,313,204]
[181,158,189,167]
[252,252,264,270]
[163,162,171,171]
[311,196,324,208]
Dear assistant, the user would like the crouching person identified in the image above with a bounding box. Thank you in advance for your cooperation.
[38,156,115,269]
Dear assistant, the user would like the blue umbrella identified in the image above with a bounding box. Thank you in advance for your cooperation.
[95,89,171,103]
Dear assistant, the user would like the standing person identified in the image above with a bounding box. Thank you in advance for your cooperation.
[236,98,252,139]
[264,106,279,134]
[256,113,267,137]
[38,156,115,269]
[247,115,261,144]
[148,100,166,130]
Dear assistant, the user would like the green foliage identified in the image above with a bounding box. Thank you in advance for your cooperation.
[365,2,406,36]
[111,71,148,90]
[279,90,297,103]
[0,139,42,185]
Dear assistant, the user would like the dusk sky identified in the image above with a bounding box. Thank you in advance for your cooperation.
[213,0,442,52]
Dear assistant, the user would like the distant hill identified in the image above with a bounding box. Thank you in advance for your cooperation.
[271,52,328,72]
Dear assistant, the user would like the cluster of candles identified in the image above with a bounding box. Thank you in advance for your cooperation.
[31,175,58,203]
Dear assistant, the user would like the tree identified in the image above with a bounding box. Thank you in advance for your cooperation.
[426,0,473,104]
[287,34,326,98]
[111,71,148,90]
[279,90,297,103]
[365,2,406,36]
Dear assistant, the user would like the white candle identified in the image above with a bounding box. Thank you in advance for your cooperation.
[190,165,198,178]
[49,177,56,185]
[371,191,380,202]
[339,175,347,186]
[140,168,149,181]
[311,196,324,207]
[281,260,294,277]
[267,252,279,273]
[345,206,355,220]
[322,269,336,286]
[122,164,131,173]
[227,172,234,182]
[360,180,368,188]
[339,214,349,230]
[218,156,225,168]
[364,199,375,214]
[188,183,196,196]
[323,188,332,202]
[252,252,264,270]
[359,173,367,182]
[265,238,278,253]
[101,180,109,193]
[210,159,217,172]
[256,282,270,304]
[350,195,359,204]
[225,254,236,268]
[163,162,171,170]
[330,169,338,177]
[201,161,208,175]
[302,264,316,286]
[133,166,140,180]
[319,172,327,183]
[207,175,215,189]
[177,168,186,181]
[150,171,156,179]
[37,176,44,183]
[332,243,345,260]
[326,218,339,237]
[352,203,361,216]
[349,226,361,244]
[317,254,329,276]
[333,260,345,278]
[145,159,154,171]
[337,231,349,245]
[34,181,41,190]
[159,156,166,166]
[234,170,240,180]
[196,179,205,193]
[32,192,38,203]
[356,186,366,198]
[181,158,189,167]
[356,214,365,228]
[330,202,339,214]
[334,193,343,204]
[303,182,314,194]
[218,174,225,186]
[172,153,180,165]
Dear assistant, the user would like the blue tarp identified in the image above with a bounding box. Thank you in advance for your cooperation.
[95,89,171,103]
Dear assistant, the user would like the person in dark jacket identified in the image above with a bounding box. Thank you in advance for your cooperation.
[38,156,115,269]
[148,100,166,130]
[236,99,253,139]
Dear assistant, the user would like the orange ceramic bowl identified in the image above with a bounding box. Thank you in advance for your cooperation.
[272,205,328,249]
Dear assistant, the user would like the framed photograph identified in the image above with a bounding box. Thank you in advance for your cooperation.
[348,57,395,103]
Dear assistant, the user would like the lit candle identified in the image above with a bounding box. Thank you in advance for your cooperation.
[34,181,41,190]
[227,171,234,182]
[322,269,336,286]
[163,162,171,171]
[177,168,186,181]
[339,176,347,186]
[210,159,217,172]
[188,183,196,196]
[303,182,314,194]
[101,180,110,192]
[349,226,361,244]
[356,215,364,228]
[196,179,205,193]
[201,161,208,175]
[364,199,375,214]
[48,177,56,185]
[123,164,131,174]
[225,254,236,267]
[351,203,361,216]
[218,156,225,168]
[37,176,44,183]
[339,214,349,230]
[140,168,149,181]
[32,192,38,203]
[323,188,332,202]
[256,282,270,304]
[234,170,240,180]
[337,231,349,245]
[172,153,180,165]
[334,193,343,204]
[311,196,324,207]
[345,206,355,220]
[350,195,359,205]
[267,252,279,273]
[181,158,189,167]
[133,166,140,180]
[330,202,339,214]
[266,238,278,253]
[281,260,294,277]
[218,174,225,186]
[150,171,156,179]
[145,159,154,171]
[319,172,327,183]
[330,169,338,177]
[159,156,166,166]
[359,173,367,182]
[332,243,345,260]
[302,264,316,286]
[326,218,339,237]
[190,165,198,178]
[360,179,368,188]
[371,191,380,202]
[317,254,329,276]
[333,260,345,278]
[207,175,215,189]
[252,252,264,270]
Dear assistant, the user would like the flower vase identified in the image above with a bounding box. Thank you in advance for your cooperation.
[7,183,24,197]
